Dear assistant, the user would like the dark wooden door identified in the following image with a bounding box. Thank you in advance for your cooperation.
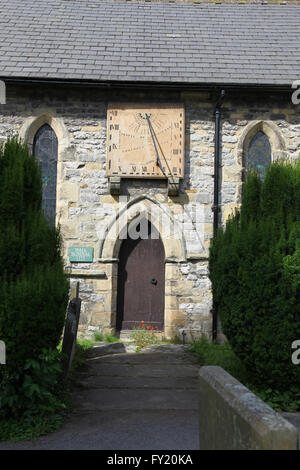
[117,221,165,331]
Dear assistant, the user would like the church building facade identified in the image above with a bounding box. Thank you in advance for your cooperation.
[0,0,299,339]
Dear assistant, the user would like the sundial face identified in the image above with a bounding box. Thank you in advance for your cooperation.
[106,103,185,178]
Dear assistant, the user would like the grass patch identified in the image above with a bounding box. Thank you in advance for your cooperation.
[103,334,119,343]
[0,413,64,442]
[93,332,119,343]
[188,336,300,413]
[94,332,104,342]
[69,339,94,373]
[162,336,185,345]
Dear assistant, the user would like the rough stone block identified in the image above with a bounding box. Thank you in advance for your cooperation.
[60,183,79,202]
[222,166,242,182]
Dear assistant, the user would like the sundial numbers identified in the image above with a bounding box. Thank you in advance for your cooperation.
[138,112,151,120]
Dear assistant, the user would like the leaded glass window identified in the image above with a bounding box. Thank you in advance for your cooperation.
[247,131,271,181]
[33,124,58,223]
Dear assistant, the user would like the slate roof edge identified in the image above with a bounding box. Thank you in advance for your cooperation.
[0,76,292,93]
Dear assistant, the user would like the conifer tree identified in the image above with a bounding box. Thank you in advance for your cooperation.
[0,138,69,376]
[209,161,300,390]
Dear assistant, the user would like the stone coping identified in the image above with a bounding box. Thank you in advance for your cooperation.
[198,366,299,450]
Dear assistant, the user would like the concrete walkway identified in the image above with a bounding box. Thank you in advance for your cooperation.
[0,344,200,450]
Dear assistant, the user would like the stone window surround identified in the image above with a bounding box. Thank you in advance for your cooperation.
[222,120,287,222]
[19,113,74,227]
[237,120,287,172]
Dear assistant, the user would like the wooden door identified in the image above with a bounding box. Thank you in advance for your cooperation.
[117,221,165,331]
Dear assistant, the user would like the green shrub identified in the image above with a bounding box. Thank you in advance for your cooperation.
[188,336,249,384]
[189,336,300,412]
[209,161,300,391]
[0,138,69,418]
[0,348,66,419]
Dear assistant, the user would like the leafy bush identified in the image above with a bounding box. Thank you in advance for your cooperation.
[189,336,300,412]
[0,411,63,442]
[188,336,249,384]
[0,348,66,419]
[0,341,96,441]
[0,138,69,419]
[209,161,300,391]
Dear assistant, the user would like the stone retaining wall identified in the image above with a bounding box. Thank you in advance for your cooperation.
[199,366,299,450]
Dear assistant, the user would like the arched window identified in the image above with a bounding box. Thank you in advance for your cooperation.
[33,124,58,223]
[246,131,271,181]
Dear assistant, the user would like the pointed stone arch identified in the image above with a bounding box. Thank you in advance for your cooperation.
[19,114,74,225]
[19,113,72,153]
[99,195,187,338]
[237,120,286,167]
[99,195,187,263]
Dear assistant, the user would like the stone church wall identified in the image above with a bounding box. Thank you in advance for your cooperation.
[0,84,299,339]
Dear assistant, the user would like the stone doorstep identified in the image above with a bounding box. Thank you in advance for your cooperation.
[119,330,133,342]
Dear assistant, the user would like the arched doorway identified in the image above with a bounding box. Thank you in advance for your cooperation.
[116,220,165,331]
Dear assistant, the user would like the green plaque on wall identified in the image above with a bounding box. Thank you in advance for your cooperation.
[69,246,94,263]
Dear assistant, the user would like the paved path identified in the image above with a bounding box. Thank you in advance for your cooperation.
[0,345,200,450]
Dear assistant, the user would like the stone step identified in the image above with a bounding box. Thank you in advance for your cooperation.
[86,351,198,365]
[119,330,134,342]
[83,362,199,378]
[86,343,196,361]
[73,375,199,390]
[71,388,199,411]
[86,342,128,358]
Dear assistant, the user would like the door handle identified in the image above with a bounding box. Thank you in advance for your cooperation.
[151,278,157,285]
